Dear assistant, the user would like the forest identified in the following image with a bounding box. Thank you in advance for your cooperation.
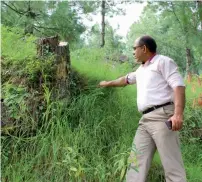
[1,1,202,182]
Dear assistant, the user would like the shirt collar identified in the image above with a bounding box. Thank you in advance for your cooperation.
[149,53,157,64]
[142,54,157,67]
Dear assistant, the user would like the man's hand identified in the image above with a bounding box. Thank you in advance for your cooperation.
[171,86,185,131]
[169,114,183,131]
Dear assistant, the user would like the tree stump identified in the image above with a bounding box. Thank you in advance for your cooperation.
[37,36,70,99]
[37,35,59,56]
[55,42,70,99]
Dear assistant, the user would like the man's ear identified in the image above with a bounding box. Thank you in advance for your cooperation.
[143,45,147,53]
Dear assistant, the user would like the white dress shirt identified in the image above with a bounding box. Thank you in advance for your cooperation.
[126,54,185,112]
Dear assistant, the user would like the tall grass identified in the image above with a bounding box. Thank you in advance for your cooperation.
[2,46,202,182]
[2,47,140,181]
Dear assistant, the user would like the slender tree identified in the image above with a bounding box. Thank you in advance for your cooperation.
[101,0,106,47]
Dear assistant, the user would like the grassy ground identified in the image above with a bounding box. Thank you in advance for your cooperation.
[2,44,202,181]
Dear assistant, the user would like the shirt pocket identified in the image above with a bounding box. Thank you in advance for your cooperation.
[145,69,162,88]
[150,67,161,75]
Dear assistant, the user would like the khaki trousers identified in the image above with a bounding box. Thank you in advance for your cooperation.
[126,105,186,182]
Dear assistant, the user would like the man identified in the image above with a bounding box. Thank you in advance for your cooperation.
[99,35,186,182]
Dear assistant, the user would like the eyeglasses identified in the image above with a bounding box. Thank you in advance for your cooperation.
[133,45,144,50]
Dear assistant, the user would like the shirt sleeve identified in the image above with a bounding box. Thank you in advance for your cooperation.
[160,58,185,88]
[126,72,136,84]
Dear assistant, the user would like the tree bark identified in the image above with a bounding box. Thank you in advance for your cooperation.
[100,0,106,48]
[185,47,192,75]
[55,42,70,99]
[36,37,70,99]
[197,1,202,29]
[37,35,59,56]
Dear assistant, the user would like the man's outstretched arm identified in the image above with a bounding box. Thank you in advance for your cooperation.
[99,76,128,87]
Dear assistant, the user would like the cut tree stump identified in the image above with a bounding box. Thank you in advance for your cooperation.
[37,35,59,56]
[37,36,70,99]
[55,42,70,99]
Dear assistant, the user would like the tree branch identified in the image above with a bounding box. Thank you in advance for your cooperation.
[33,26,41,32]
[170,2,185,33]
[35,25,60,31]
[2,1,24,15]
[10,1,19,11]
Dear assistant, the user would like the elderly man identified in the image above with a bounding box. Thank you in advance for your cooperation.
[99,35,186,182]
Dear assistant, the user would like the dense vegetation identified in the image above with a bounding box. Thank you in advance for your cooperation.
[1,1,202,182]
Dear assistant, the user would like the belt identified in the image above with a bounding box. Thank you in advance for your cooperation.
[142,102,174,115]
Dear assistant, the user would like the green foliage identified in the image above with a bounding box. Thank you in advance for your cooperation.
[46,1,86,42]
[1,83,38,135]
[85,23,127,66]
[1,27,58,136]
[1,26,36,63]
[183,101,202,140]
[1,26,56,86]
[25,57,56,84]
[1,1,86,44]
[71,47,131,83]
[88,22,125,52]
[1,0,130,49]
[1,1,48,34]
[2,83,30,120]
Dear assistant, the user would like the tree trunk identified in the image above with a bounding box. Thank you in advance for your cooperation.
[36,37,70,99]
[55,42,70,99]
[197,1,202,29]
[37,35,59,56]
[100,0,106,48]
[24,1,34,35]
[185,47,192,75]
